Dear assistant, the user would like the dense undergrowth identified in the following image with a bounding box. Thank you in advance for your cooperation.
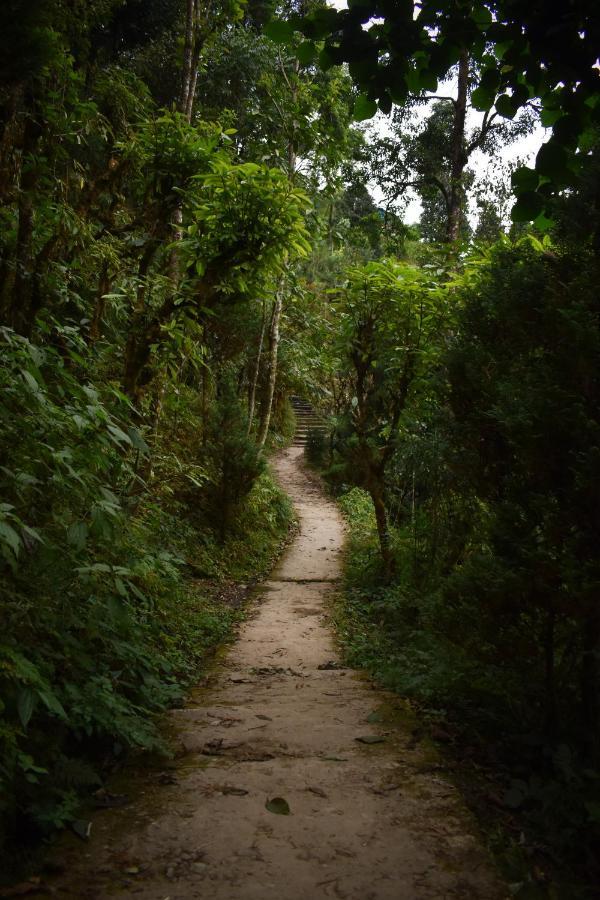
[0,325,293,878]
[329,487,600,898]
[303,227,600,898]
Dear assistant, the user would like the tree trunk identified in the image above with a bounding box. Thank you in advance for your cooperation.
[185,38,202,121]
[201,364,209,447]
[543,606,557,740]
[445,48,469,243]
[169,0,198,296]
[150,372,167,443]
[368,478,395,581]
[257,289,283,450]
[180,0,196,117]
[247,299,267,436]
[89,262,110,343]
[10,114,42,333]
[582,606,600,765]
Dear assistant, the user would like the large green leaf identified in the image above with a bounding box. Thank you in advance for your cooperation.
[535,141,569,180]
[264,20,295,44]
[471,86,494,111]
[510,190,544,222]
[511,166,539,194]
[297,41,316,65]
[353,95,377,121]
[495,93,519,119]
[0,519,21,556]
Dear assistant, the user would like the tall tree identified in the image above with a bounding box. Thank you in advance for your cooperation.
[366,65,533,244]
[285,0,600,228]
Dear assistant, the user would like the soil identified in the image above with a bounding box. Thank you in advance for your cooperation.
[44,446,508,900]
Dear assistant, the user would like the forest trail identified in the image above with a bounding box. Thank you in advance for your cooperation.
[49,447,506,900]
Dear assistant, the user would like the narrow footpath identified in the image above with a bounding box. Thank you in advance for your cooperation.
[50,447,506,899]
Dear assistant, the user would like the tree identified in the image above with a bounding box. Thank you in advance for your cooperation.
[279,0,600,227]
[448,235,600,757]
[122,140,310,400]
[332,260,446,578]
[473,200,503,243]
[366,75,533,243]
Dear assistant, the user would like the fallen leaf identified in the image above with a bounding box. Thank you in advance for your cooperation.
[221,786,249,796]
[265,796,290,815]
[70,819,92,840]
[306,786,327,798]
[355,735,386,745]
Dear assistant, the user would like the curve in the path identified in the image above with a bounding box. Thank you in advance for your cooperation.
[49,447,506,900]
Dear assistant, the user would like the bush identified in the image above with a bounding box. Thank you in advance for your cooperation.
[0,332,291,870]
[203,379,265,540]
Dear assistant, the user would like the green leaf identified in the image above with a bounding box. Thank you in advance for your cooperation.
[264,20,295,44]
[495,93,518,119]
[552,114,583,148]
[471,86,494,111]
[318,48,335,70]
[405,68,421,94]
[511,190,544,222]
[473,5,493,27]
[21,370,41,392]
[535,141,569,179]
[67,521,88,550]
[418,69,438,92]
[297,41,316,65]
[353,95,377,121]
[266,796,290,815]
[37,689,67,720]
[0,520,21,556]
[127,426,150,453]
[107,423,132,445]
[18,687,37,728]
[511,166,539,194]
[378,93,392,115]
[533,211,554,232]
[540,106,563,128]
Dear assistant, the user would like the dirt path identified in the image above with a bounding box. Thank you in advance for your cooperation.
[50,447,506,899]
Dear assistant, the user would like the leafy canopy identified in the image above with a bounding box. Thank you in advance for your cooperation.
[267,0,600,221]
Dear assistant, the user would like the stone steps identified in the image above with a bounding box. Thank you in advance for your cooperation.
[290,396,327,447]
